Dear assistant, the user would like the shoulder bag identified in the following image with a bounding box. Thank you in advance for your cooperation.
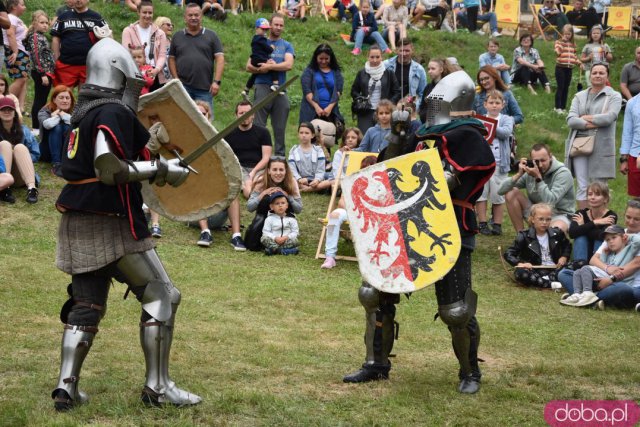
[569,95,609,158]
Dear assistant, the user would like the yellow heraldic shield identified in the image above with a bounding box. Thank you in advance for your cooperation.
[341,149,461,294]
[137,80,242,222]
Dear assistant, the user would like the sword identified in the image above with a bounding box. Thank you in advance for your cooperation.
[179,75,298,167]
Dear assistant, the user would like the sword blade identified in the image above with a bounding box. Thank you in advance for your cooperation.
[180,75,298,166]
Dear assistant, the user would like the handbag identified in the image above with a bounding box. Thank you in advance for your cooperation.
[568,95,609,158]
[351,77,376,116]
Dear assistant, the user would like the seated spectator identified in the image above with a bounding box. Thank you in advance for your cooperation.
[355,99,393,153]
[455,1,501,37]
[37,85,74,176]
[411,0,449,31]
[333,0,358,23]
[288,122,333,193]
[244,156,302,251]
[261,191,300,255]
[350,0,392,56]
[279,0,307,21]
[503,203,571,288]
[381,0,408,51]
[473,66,524,125]
[538,0,569,36]
[620,46,640,101]
[568,182,617,262]
[331,127,363,180]
[565,0,600,33]
[479,39,511,86]
[558,199,640,310]
[0,153,15,203]
[475,90,514,236]
[498,143,575,233]
[0,96,40,204]
[561,225,640,307]
[511,33,551,95]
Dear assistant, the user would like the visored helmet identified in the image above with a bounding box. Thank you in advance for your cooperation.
[424,71,476,127]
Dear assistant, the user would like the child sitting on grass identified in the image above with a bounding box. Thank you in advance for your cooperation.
[475,90,514,236]
[261,191,300,255]
[504,203,571,288]
[561,224,640,307]
[288,122,333,193]
[479,38,511,86]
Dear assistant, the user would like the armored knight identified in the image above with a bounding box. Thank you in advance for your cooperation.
[51,38,200,411]
[343,71,496,394]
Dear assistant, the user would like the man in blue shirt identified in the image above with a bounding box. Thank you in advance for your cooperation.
[246,13,295,157]
[621,93,640,197]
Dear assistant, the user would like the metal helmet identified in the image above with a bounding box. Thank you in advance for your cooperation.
[84,38,145,111]
[424,70,476,127]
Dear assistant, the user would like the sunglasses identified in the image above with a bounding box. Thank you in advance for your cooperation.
[270,156,286,162]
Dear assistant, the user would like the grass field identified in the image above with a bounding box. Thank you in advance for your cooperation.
[1,1,639,426]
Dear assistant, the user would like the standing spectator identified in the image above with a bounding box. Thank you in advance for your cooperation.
[580,25,612,84]
[565,63,621,209]
[224,101,273,251]
[0,96,39,203]
[383,37,427,110]
[3,0,29,113]
[553,24,580,113]
[566,0,600,33]
[620,46,640,101]
[169,3,224,115]
[479,39,511,86]
[410,0,449,31]
[350,0,391,56]
[473,66,524,125]
[299,43,344,125]
[121,0,168,92]
[621,93,640,197]
[381,0,408,52]
[38,85,74,176]
[351,45,400,133]
[498,143,575,233]
[154,16,174,85]
[51,0,106,89]
[24,10,55,131]
[461,0,481,34]
[246,13,294,157]
[511,33,551,95]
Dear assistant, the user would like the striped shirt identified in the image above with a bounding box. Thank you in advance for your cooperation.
[554,40,579,68]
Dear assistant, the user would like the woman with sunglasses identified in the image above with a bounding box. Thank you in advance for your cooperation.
[244,156,302,251]
[122,1,169,91]
[473,65,524,125]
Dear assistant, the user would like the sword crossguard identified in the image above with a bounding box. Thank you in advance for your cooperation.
[172,150,199,175]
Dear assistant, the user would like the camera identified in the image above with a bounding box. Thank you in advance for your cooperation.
[526,159,540,168]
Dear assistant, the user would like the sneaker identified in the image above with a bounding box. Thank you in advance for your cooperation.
[491,31,502,37]
[197,230,213,247]
[560,292,570,300]
[31,128,40,137]
[351,48,361,55]
[0,187,15,203]
[478,222,492,236]
[474,29,485,36]
[441,20,453,32]
[241,90,250,102]
[281,247,299,255]
[269,84,280,92]
[321,257,336,269]
[458,374,481,394]
[544,84,552,94]
[575,291,599,307]
[560,293,581,305]
[151,224,162,238]
[573,26,582,33]
[550,281,563,291]
[594,300,605,311]
[635,302,640,312]
[490,223,502,236]
[230,235,247,251]
[341,17,347,24]
[409,23,421,31]
[26,187,38,204]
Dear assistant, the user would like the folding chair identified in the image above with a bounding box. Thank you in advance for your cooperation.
[315,151,378,261]
[495,0,525,38]
[605,6,632,38]
[530,3,556,41]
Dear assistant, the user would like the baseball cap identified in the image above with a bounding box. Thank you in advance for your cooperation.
[255,18,271,29]
[269,191,286,203]
[603,224,625,236]
[0,96,17,110]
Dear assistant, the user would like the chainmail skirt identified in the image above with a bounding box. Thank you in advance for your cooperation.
[56,212,155,275]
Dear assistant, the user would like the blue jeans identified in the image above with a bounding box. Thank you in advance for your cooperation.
[183,84,214,118]
[558,268,636,308]
[457,11,498,33]
[48,123,70,164]
[572,236,602,262]
[354,30,388,51]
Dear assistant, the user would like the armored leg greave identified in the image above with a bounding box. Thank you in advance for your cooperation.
[117,250,201,406]
[52,326,96,411]
[344,282,399,383]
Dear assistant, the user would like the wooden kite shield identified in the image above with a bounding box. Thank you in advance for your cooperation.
[137,80,242,222]
[341,149,461,294]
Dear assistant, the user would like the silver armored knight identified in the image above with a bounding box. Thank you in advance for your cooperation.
[51,38,200,411]
[343,71,496,394]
